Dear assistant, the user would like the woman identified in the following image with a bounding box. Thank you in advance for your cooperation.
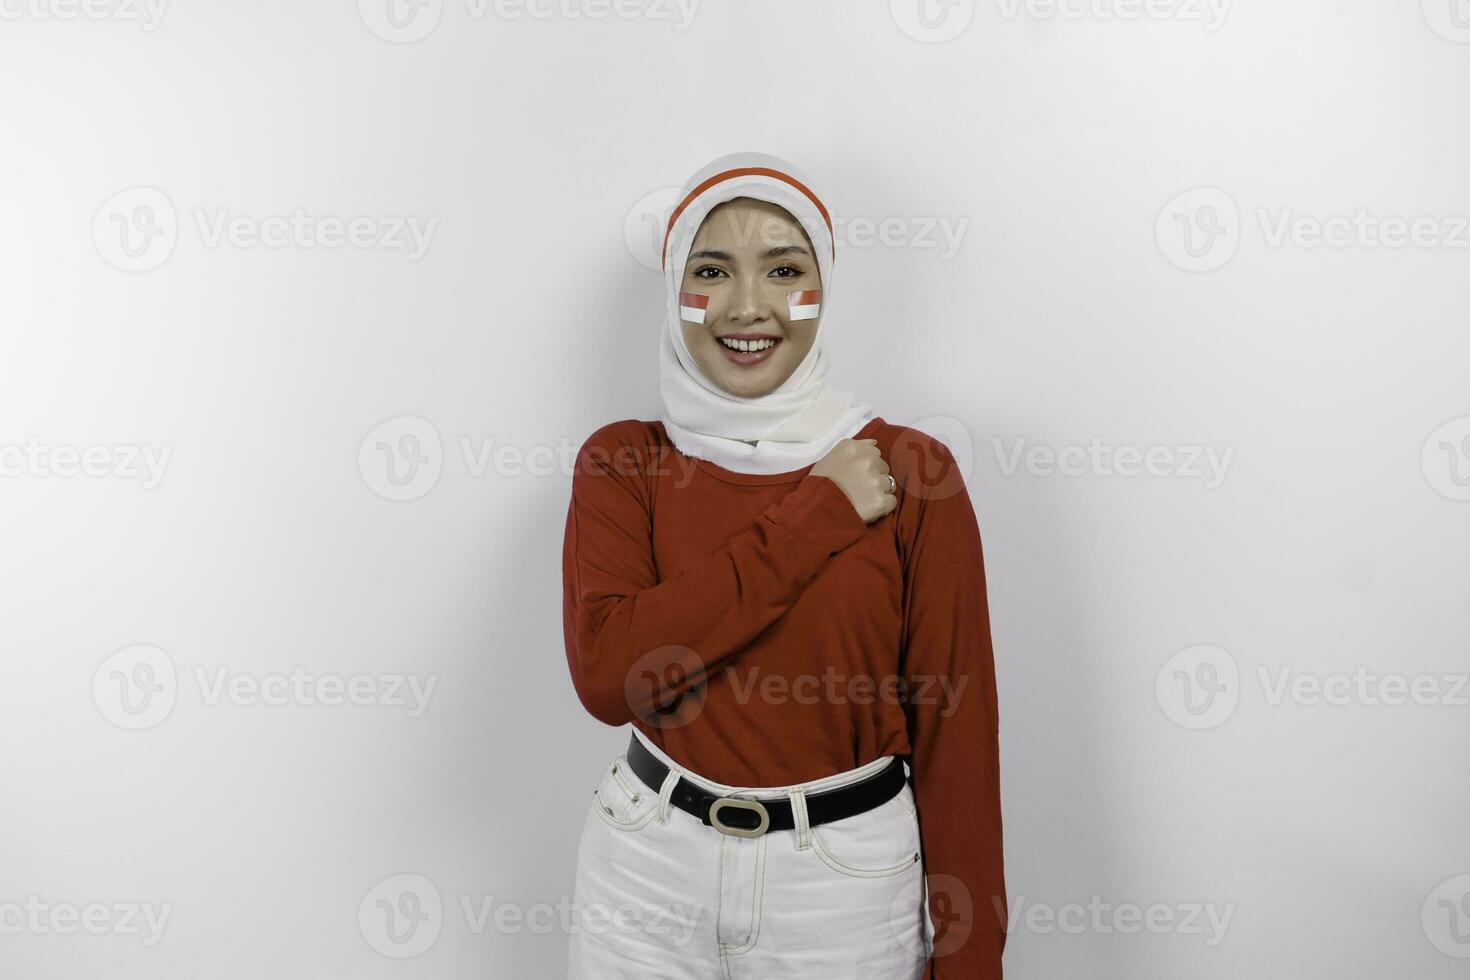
[561,151,1005,978]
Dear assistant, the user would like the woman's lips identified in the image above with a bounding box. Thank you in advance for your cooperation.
[715,334,781,366]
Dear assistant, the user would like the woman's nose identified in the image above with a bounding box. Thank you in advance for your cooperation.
[725,278,771,322]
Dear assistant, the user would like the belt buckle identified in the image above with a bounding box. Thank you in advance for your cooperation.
[708,795,770,838]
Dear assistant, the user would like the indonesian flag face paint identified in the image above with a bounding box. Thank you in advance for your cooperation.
[788,289,821,321]
[678,291,709,324]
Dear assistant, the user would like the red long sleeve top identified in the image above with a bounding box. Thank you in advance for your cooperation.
[561,414,1006,978]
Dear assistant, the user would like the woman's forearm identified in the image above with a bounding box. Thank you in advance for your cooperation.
[563,424,866,726]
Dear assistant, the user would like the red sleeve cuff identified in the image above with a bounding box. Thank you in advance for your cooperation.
[764,473,866,554]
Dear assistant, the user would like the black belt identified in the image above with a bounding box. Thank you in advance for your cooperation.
[624,731,907,838]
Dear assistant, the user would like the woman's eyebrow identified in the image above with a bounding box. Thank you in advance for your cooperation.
[688,245,810,261]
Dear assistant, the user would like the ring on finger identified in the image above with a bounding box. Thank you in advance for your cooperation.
[884,474,896,494]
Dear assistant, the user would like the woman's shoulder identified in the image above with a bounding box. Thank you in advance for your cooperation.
[866,419,959,465]
[579,418,670,449]
[868,418,968,502]
[573,419,674,474]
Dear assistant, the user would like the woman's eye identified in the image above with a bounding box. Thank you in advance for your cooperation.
[693,266,726,279]
[769,265,802,278]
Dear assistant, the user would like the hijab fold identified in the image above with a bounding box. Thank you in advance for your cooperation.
[658,151,874,475]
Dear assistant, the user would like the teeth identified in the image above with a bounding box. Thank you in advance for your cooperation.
[719,337,778,353]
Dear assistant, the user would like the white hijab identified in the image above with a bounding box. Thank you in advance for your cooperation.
[658,151,875,475]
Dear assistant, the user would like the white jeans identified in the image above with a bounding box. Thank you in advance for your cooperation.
[567,727,932,979]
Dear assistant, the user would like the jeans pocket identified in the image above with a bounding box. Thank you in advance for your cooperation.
[809,784,923,879]
[591,754,658,832]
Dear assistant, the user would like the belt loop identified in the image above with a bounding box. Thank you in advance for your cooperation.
[657,769,679,825]
[789,788,811,850]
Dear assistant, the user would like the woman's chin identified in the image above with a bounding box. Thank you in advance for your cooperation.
[707,360,792,398]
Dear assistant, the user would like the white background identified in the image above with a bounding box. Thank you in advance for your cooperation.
[2,1,1469,977]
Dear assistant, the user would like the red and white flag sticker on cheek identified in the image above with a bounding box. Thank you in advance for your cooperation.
[788,289,821,320]
[678,291,709,324]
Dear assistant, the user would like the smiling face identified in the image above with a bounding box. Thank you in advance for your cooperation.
[678,197,822,399]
